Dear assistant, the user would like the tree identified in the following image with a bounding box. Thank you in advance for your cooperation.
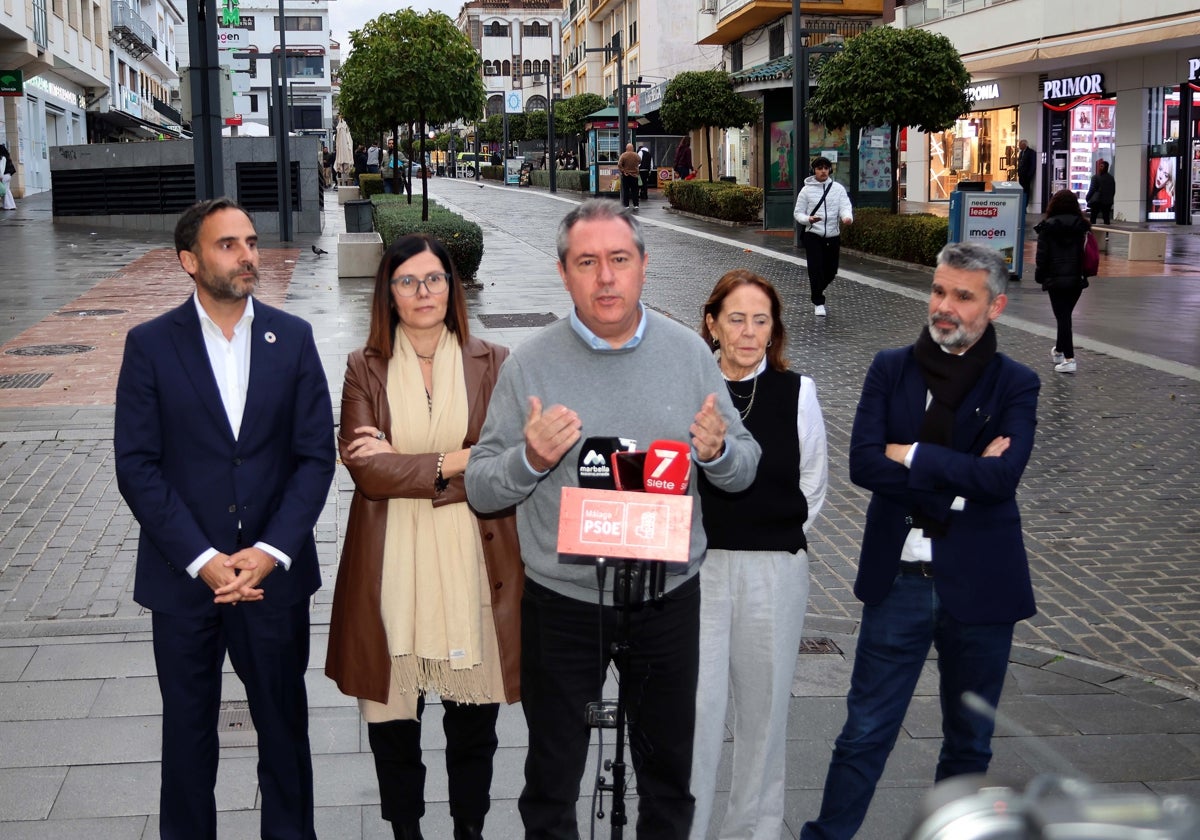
[661,70,761,181]
[807,27,970,212]
[338,9,485,218]
[553,93,607,139]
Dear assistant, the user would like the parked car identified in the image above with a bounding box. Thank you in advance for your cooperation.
[454,152,488,177]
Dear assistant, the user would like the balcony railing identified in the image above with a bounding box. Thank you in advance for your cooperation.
[903,0,1014,25]
[111,0,156,60]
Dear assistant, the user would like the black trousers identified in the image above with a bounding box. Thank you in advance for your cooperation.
[639,169,652,199]
[1048,285,1084,359]
[1089,205,1112,225]
[518,577,700,839]
[153,601,315,840]
[367,695,500,824]
[621,173,641,207]
[803,231,842,305]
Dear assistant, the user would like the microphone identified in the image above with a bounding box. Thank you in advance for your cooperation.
[643,440,692,495]
[577,437,623,489]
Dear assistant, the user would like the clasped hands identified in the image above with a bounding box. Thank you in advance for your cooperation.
[201,547,275,605]
[523,393,728,473]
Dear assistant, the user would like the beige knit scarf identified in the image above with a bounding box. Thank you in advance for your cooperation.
[379,326,489,703]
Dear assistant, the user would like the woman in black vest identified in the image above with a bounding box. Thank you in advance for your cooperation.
[690,270,829,840]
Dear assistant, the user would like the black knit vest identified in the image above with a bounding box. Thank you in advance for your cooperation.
[700,367,808,552]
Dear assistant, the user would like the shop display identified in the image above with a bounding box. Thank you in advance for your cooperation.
[1069,100,1116,206]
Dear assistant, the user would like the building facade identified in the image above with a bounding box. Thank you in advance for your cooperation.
[1,0,113,196]
[185,0,335,143]
[91,0,185,143]
[458,0,565,121]
[899,0,1200,222]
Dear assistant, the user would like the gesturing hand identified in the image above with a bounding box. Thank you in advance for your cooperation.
[524,396,582,473]
[690,393,727,463]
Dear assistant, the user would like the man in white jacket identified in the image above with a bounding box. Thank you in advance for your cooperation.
[793,156,853,316]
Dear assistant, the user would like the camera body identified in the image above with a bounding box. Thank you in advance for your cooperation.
[906,775,1199,840]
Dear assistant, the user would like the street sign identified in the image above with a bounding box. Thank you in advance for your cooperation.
[505,90,523,114]
[225,114,243,126]
[0,69,23,96]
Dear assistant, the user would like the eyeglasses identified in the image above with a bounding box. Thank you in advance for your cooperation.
[390,271,451,296]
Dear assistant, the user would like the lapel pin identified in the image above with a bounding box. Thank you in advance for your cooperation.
[265,331,277,344]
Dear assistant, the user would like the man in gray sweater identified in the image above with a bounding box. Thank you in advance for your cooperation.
[466,200,760,839]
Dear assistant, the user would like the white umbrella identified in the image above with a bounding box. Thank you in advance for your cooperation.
[334,118,354,183]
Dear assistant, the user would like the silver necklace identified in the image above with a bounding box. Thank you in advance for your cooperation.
[724,374,757,421]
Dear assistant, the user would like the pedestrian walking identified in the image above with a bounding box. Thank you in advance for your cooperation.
[674,136,693,180]
[0,143,16,211]
[638,144,653,200]
[1034,188,1091,374]
[1017,139,1036,206]
[793,156,853,317]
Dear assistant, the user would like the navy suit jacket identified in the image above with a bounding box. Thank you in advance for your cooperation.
[848,344,1039,625]
[115,297,335,616]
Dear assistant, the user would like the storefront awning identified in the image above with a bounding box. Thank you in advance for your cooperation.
[963,13,1200,76]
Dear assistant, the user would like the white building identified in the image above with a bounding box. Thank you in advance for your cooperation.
[458,0,565,119]
[0,0,112,196]
[176,0,335,143]
[92,0,185,142]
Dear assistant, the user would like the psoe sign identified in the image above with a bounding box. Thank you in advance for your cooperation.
[1043,74,1104,100]
[1189,58,1200,82]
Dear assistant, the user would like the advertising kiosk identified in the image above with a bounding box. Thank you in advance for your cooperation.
[584,107,640,197]
[948,181,1027,280]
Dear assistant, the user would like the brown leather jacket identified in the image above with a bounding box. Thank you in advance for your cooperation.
[325,336,522,704]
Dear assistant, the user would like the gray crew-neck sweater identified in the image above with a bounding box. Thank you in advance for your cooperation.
[466,309,760,604]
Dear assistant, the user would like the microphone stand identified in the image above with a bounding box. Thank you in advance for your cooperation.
[592,556,665,840]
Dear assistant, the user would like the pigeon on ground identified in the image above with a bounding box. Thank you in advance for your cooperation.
[312,245,329,256]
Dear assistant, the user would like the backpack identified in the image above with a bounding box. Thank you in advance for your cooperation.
[1081,230,1099,277]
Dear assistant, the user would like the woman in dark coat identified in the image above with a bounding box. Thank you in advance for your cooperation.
[1034,188,1091,374]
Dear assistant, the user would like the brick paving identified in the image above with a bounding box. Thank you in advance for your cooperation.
[1,186,1199,838]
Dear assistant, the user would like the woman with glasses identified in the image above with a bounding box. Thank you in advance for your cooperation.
[325,234,522,840]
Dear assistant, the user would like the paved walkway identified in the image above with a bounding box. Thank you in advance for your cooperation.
[0,184,1197,838]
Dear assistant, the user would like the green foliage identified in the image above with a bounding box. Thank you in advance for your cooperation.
[371,196,485,280]
[358,174,384,197]
[528,170,590,191]
[338,9,485,219]
[840,208,948,266]
[662,180,763,223]
[661,70,760,135]
[807,28,970,134]
[553,93,608,137]
[481,165,504,181]
[524,109,549,143]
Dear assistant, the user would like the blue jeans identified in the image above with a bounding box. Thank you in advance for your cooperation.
[800,573,1013,840]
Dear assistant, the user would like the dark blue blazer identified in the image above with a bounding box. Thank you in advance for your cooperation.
[848,344,1039,625]
[115,297,335,616]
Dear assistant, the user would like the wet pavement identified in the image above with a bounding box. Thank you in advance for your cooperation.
[0,182,1197,838]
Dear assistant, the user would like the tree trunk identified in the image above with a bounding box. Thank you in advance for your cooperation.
[705,127,714,182]
[420,111,429,222]
[890,122,900,215]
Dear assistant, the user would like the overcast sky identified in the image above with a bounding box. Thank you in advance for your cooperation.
[329,1,467,54]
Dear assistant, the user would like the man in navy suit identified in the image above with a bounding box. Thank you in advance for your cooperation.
[801,242,1039,840]
[115,198,335,839]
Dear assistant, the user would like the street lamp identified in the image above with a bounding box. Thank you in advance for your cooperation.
[790,18,844,247]
[526,71,558,193]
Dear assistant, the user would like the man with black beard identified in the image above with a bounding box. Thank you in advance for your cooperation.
[115,198,335,840]
[801,242,1040,840]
